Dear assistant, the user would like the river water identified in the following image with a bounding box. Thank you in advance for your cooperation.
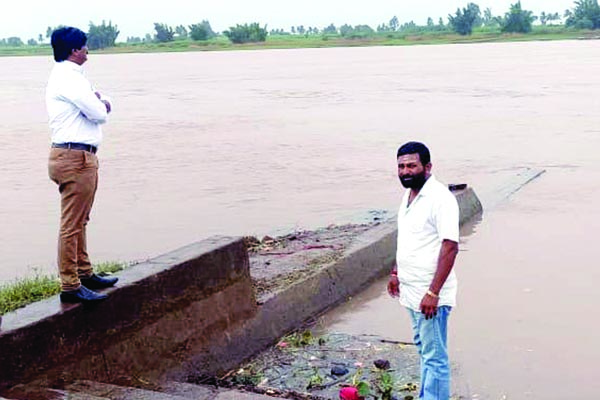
[1,40,599,397]
[2,40,597,283]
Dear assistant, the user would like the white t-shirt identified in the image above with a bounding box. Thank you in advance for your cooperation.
[396,175,459,311]
[46,60,109,147]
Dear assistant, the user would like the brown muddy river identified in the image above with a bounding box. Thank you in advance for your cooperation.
[1,40,599,398]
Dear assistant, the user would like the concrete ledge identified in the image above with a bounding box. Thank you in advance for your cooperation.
[454,187,483,226]
[167,187,483,379]
[0,236,256,392]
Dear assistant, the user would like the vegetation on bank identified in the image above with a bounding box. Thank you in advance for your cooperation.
[0,25,598,58]
[0,0,599,57]
[0,262,126,315]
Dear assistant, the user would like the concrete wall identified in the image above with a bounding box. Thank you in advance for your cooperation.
[0,237,256,392]
[167,186,483,381]
[0,187,483,392]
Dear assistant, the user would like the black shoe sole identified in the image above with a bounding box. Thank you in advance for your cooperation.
[80,279,119,290]
[60,293,108,303]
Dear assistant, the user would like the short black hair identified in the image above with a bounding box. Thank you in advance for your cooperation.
[51,27,87,62]
[397,141,431,165]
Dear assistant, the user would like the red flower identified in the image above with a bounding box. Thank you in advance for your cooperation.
[339,386,361,400]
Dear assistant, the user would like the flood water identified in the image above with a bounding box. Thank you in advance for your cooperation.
[1,40,599,398]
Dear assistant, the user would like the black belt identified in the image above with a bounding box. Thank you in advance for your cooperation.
[52,142,97,154]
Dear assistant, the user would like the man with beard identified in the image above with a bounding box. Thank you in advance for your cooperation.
[387,141,459,400]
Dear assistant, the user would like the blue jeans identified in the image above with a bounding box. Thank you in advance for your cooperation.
[407,306,452,400]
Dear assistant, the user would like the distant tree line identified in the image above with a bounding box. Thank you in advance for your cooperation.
[1,0,599,48]
[447,0,599,35]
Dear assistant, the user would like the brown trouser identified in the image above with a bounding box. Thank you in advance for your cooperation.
[48,147,99,291]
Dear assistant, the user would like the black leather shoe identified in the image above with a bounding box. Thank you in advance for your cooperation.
[80,274,119,290]
[60,286,108,303]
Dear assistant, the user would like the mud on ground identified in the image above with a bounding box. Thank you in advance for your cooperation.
[246,223,376,303]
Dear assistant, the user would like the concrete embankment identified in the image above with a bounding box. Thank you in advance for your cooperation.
[0,187,482,396]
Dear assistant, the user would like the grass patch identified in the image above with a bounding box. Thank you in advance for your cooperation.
[0,261,127,315]
[95,261,127,275]
[0,274,60,315]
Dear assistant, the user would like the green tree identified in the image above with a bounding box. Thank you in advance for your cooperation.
[46,25,66,39]
[339,24,354,37]
[154,23,175,42]
[353,24,375,37]
[565,0,600,29]
[87,20,119,50]
[427,17,435,28]
[501,2,536,33]
[223,23,268,44]
[175,25,188,39]
[482,7,501,27]
[399,21,418,32]
[6,37,24,46]
[322,23,337,34]
[448,3,482,35]
[377,23,390,32]
[38,34,43,43]
[27,38,37,46]
[189,20,216,41]
[389,16,399,31]
[540,11,561,25]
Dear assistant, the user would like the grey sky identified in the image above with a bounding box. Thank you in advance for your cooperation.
[2,0,575,41]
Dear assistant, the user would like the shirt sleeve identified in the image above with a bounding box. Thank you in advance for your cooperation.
[62,74,108,124]
[434,191,460,242]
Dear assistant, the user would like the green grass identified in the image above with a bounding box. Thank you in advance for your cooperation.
[0,261,126,315]
[1,27,598,57]
[0,274,61,315]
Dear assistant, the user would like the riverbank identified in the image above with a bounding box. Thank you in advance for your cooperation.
[1,28,598,57]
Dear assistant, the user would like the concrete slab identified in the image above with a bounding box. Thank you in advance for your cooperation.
[1,384,110,400]
[66,381,189,400]
[159,381,217,400]
[214,390,277,400]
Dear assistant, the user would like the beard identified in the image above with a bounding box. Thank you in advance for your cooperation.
[400,171,428,189]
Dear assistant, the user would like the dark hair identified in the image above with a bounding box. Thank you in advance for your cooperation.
[51,27,87,62]
[397,141,431,165]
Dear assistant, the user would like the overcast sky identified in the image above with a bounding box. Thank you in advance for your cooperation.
[1,0,575,41]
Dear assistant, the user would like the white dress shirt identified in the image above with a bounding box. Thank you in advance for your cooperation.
[46,60,109,147]
[396,175,460,311]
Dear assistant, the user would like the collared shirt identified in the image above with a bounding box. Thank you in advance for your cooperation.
[46,60,108,147]
[396,174,459,311]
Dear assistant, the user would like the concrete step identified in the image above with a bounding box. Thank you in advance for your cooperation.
[66,381,189,400]
[213,390,278,400]
[2,384,110,400]
[159,382,217,399]
[159,381,280,400]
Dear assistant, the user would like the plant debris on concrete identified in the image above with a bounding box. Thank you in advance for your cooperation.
[246,223,377,302]
[218,332,420,400]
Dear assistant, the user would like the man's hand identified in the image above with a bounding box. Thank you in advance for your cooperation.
[95,92,111,113]
[387,274,399,298]
[102,100,111,114]
[420,292,439,320]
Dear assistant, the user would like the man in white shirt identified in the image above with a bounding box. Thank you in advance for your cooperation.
[387,141,459,400]
[47,27,117,303]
